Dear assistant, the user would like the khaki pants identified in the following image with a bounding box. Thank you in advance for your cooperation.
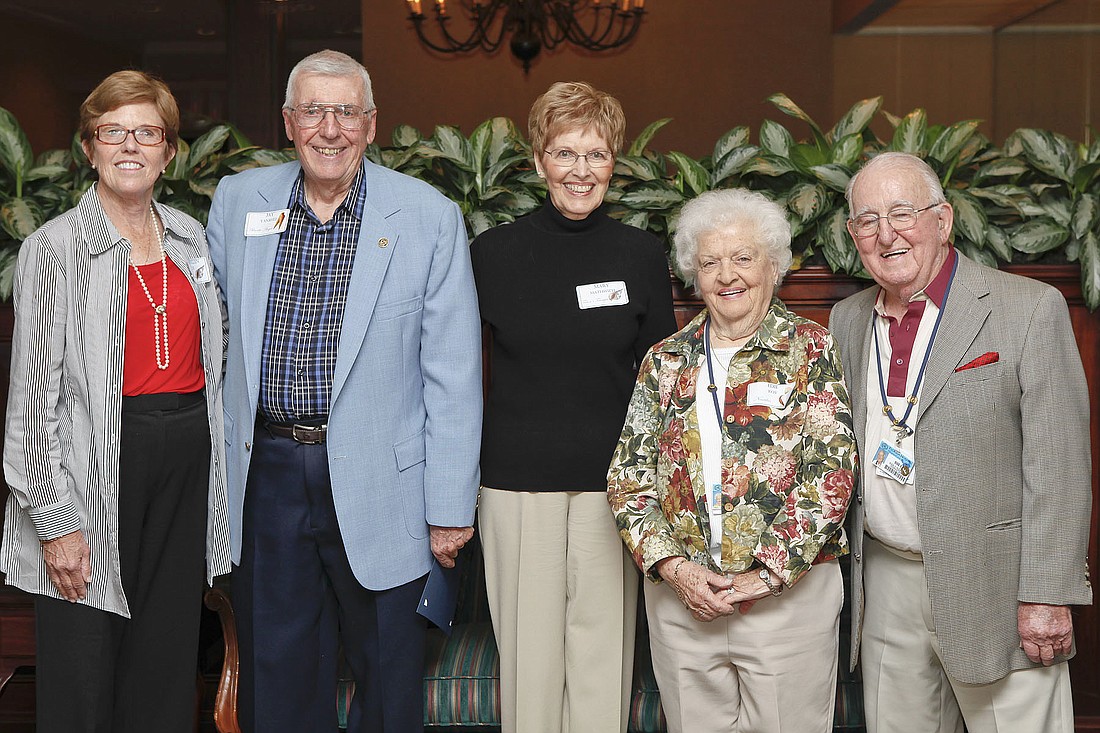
[862,537,1074,733]
[479,489,638,733]
[645,559,842,733]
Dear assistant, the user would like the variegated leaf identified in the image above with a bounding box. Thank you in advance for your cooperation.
[976,158,1028,180]
[24,164,68,182]
[0,247,18,300]
[890,109,927,154]
[713,127,750,163]
[945,189,987,247]
[760,120,794,158]
[188,125,232,168]
[0,107,33,189]
[1038,191,1072,227]
[433,125,471,168]
[466,209,496,239]
[711,145,759,185]
[614,155,661,182]
[810,164,851,193]
[787,182,828,223]
[469,119,492,168]
[627,118,672,157]
[983,225,1012,261]
[392,125,421,148]
[619,185,684,211]
[928,119,981,164]
[969,187,1023,213]
[1016,128,1074,182]
[667,151,710,197]
[1080,232,1100,309]
[958,242,997,268]
[745,155,794,177]
[766,93,827,146]
[1,197,42,240]
[830,133,862,169]
[830,97,882,141]
[818,208,858,273]
[1071,193,1099,240]
[620,209,650,231]
[1072,162,1100,197]
[1009,218,1070,254]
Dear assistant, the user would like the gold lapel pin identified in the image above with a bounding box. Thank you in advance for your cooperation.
[378,237,389,248]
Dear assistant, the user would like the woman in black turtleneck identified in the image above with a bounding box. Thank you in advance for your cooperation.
[470,81,677,733]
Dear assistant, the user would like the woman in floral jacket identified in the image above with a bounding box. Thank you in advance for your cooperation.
[607,188,858,733]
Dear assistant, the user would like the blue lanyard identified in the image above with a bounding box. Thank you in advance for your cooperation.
[872,254,958,444]
[704,318,731,432]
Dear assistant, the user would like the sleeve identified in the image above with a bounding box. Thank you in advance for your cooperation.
[206,180,232,364]
[633,239,678,364]
[421,199,483,528]
[755,330,859,586]
[1017,287,1093,605]
[607,349,686,579]
[2,232,82,541]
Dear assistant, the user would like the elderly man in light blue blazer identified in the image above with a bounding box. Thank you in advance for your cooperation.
[830,152,1092,733]
[207,50,481,733]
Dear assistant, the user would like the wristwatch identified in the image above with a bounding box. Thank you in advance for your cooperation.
[759,568,784,596]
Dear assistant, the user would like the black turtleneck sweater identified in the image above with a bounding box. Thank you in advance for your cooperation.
[471,199,677,492]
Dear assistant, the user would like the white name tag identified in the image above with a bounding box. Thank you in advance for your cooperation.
[245,209,290,237]
[189,257,212,284]
[746,382,794,409]
[576,281,629,310]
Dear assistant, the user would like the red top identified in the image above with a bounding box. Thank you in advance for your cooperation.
[123,257,206,396]
[881,247,956,397]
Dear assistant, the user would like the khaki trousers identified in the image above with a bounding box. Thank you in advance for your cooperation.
[862,537,1074,733]
[645,559,842,733]
[479,489,638,733]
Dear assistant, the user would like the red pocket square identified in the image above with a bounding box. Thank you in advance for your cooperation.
[955,352,999,371]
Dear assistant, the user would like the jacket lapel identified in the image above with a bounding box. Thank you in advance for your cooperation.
[330,162,399,405]
[916,254,991,421]
[240,166,299,393]
[840,288,877,441]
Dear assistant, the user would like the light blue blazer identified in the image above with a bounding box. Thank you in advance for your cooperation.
[207,159,482,591]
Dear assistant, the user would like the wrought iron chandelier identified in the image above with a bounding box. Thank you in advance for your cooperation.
[404,0,647,73]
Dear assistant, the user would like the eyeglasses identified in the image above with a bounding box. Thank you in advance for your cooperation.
[289,103,372,130]
[543,148,614,168]
[94,125,166,146]
[697,253,759,276]
[848,203,941,237]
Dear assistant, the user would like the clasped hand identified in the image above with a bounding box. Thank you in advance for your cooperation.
[657,558,773,622]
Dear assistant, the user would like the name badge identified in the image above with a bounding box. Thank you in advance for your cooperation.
[708,482,723,516]
[746,382,794,409]
[872,440,915,485]
[189,257,212,284]
[245,209,290,237]
[576,281,629,310]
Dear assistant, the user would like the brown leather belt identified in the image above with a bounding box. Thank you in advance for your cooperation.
[260,419,327,445]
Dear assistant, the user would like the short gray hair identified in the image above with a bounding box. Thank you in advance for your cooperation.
[284,50,375,112]
[674,189,793,288]
[845,152,946,217]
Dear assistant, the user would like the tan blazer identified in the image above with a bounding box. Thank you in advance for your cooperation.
[830,252,1093,685]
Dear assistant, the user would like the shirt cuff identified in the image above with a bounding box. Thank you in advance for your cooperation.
[27,501,82,542]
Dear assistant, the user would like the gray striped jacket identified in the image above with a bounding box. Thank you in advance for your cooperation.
[2,184,232,617]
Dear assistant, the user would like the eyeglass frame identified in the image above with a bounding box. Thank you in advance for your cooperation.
[847,202,942,237]
[542,148,615,168]
[93,125,168,147]
[286,103,375,130]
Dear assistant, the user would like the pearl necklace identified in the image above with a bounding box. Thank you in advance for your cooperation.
[129,203,170,370]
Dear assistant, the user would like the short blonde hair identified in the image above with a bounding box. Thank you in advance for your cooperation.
[528,81,626,155]
[79,70,180,147]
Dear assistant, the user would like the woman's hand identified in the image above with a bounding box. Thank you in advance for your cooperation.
[724,568,775,614]
[41,530,91,602]
[656,557,739,622]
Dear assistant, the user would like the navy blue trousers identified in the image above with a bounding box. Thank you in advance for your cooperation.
[234,423,428,733]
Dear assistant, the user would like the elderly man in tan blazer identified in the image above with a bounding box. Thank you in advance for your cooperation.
[829,152,1093,733]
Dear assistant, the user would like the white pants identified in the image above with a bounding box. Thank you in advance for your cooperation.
[479,489,638,733]
[645,559,842,733]
[862,537,1074,733]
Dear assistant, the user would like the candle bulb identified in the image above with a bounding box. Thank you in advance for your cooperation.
[407,0,422,14]
[437,0,447,15]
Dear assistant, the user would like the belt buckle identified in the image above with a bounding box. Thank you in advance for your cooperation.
[291,424,325,445]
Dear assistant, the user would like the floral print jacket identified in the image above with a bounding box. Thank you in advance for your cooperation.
[607,300,857,586]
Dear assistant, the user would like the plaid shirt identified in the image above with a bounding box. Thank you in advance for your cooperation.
[259,163,366,422]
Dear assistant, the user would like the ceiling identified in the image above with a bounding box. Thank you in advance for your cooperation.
[1,0,1092,49]
[0,0,362,45]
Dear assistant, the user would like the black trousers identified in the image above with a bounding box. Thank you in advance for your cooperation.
[234,422,428,733]
[35,393,210,733]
